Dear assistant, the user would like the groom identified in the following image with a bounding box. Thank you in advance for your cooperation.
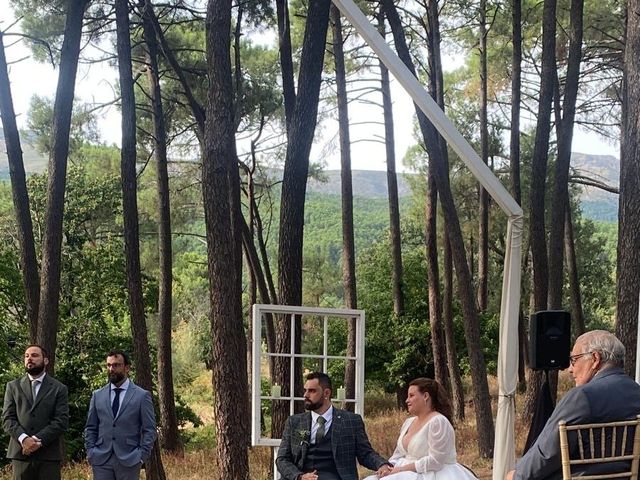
[276,371,392,480]
[84,350,156,480]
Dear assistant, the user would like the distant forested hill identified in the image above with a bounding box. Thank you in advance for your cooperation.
[0,126,619,221]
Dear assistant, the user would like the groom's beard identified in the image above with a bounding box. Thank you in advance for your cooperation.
[304,398,324,411]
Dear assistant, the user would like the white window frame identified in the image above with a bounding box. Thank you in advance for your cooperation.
[251,304,366,447]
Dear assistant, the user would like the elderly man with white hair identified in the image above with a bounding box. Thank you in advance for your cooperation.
[506,330,640,480]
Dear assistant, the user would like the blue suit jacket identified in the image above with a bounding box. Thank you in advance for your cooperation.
[515,368,640,480]
[84,381,157,467]
[275,408,388,480]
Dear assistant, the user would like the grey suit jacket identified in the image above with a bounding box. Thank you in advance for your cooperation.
[2,374,69,461]
[515,368,640,480]
[276,408,388,480]
[84,381,157,468]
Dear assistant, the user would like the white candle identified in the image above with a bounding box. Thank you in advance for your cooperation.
[337,387,346,401]
[271,384,281,398]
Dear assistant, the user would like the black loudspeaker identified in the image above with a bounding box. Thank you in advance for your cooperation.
[529,310,571,370]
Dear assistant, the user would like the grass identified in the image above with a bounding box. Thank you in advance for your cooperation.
[0,372,576,479]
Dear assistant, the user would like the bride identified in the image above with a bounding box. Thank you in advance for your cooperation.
[364,378,478,480]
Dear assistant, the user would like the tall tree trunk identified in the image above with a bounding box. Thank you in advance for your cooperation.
[275,0,296,129]
[141,0,181,454]
[564,205,586,335]
[523,0,557,420]
[0,33,40,340]
[273,0,331,437]
[377,8,405,319]
[615,0,640,376]
[331,4,357,411]
[114,1,166,478]
[444,234,465,421]
[383,0,494,457]
[36,0,89,368]
[203,0,250,477]
[424,0,450,394]
[548,0,584,309]
[510,0,526,393]
[477,0,490,313]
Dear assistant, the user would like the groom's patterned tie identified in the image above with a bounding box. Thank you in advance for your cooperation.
[316,416,326,443]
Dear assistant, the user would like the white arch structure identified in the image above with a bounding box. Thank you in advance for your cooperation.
[330,1,524,479]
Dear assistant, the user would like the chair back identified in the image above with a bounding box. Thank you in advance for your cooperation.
[559,414,640,480]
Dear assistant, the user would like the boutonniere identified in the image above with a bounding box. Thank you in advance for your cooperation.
[296,428,310,447]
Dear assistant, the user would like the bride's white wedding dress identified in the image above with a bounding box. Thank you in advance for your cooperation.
[363,413,478,480]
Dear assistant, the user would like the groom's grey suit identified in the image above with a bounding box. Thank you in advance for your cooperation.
[276,408,388,480]
[84,380,156,479]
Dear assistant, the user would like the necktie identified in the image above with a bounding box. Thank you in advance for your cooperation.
[316,416,326,443]
[112,387,122,417]
[31,379,40,401]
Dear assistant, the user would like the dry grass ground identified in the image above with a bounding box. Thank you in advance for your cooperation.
[0,372,576,479]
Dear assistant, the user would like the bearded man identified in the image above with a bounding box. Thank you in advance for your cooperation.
[276,371,392,480]
[84,349,156,480]
[2,344,69,480]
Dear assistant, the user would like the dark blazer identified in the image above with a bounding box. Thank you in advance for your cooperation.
[515,368,640,480]
[84,381,157,468]
[276,408,388,480]
[2,374,69,461]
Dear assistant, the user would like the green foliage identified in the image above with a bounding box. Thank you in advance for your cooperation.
[25,96,100,156]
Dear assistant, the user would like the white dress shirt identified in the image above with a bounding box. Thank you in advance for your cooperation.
[311,406,334,444]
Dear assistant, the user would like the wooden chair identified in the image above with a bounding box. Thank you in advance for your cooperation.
[559,415,640,480]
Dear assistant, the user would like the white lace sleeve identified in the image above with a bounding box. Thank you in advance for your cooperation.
[413,415,456,473]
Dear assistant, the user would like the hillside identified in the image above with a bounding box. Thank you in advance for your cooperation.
[0,126,619,220]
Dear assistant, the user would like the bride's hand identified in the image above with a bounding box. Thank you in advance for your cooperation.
[377,463,394,477]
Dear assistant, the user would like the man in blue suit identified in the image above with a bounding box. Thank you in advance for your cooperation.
[506,330,640,480]
[84,350,157,480]
[276,372,392,480]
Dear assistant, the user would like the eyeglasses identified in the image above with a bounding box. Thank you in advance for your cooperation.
[569,352,593,366]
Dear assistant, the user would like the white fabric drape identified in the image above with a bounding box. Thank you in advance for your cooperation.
[328,2,525,479]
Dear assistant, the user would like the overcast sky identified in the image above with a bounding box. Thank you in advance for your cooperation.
[1,0,619,175]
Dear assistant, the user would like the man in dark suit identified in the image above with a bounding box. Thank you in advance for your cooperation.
[84,349,157,480]
[276,371,392,480]
[2,344,69,480]
[506,330,640,480]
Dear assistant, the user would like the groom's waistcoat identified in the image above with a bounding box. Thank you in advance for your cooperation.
[303,426,339,479]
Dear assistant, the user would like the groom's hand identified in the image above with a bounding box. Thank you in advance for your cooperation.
[299,470,319,480]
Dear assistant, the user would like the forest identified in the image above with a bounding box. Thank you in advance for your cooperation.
[0,0,638,479]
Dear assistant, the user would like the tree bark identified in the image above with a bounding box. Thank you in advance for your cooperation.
[203,0,250,477]
[423,0,450,394]
[331,4,357,411]
[383,0,494,456]
[273,0,331,437]
[548,0,584,309]
[523,0,557,420]
[140,0,181,454]
[477,0,490,313]
[444,233,465,421]
[36,0,89,368]
[564,205,586,335]
[275,0,296,129]
[615,0,640,376]
[115,1,166,478]
[0,32,40,340]
[377,8,405,319]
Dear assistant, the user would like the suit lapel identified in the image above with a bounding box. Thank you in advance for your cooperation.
[331,407,343,456]
[102,384,115,418]
[20,376,33,408]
